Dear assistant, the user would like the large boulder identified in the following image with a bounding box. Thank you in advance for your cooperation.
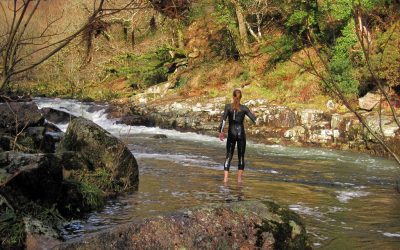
[56,201,311,250]
[57,117,139,190]
[0,152,63,207]
[0,102,44,132]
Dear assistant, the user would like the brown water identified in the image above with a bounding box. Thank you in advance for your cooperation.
[35,98,400,249]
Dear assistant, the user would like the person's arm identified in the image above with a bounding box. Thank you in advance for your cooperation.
[245,106,257,124]
[218,104,229,141]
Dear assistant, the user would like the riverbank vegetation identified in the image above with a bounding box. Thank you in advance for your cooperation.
[3,0,398,161]
[1,1,396,106]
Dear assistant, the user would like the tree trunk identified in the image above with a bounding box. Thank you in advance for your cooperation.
[231,0,249,56]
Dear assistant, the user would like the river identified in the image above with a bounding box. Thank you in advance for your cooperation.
[35,98,400,249]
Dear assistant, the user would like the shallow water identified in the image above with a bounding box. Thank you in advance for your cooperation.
[36,98,400,249]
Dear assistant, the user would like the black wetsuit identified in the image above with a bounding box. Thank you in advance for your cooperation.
[219,104,256,171]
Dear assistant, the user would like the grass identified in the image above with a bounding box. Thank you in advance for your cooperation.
[67,167,121,210]
[79,181,105,209]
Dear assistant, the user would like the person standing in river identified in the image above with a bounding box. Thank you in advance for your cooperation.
[218,89,257,183]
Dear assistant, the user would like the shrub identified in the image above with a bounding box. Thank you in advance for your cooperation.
[327,20,360,96]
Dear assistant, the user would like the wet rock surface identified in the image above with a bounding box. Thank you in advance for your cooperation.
[41,107,76,124]
[56,201,311,250]
[116,114,155,127]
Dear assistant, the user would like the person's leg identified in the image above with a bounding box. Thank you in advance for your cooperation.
[224,136,236,183]
[237,137,246,183]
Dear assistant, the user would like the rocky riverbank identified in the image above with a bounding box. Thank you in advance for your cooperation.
[0,101,139,249]
[115,92,400,159]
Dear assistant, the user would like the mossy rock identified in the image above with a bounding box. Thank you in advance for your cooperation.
[57,117,139,191]
[56,201,311,250]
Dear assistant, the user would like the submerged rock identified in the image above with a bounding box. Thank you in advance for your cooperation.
[152,134,168,139]
[56,201,310,250]
[57,117,139,190]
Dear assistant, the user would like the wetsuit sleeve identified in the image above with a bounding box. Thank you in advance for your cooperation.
[218,104,229,133]
[245,106,257,123]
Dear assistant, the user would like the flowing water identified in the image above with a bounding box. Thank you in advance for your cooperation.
[35,98,400,249]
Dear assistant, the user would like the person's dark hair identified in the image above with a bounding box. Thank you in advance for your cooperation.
[232,89,242,111]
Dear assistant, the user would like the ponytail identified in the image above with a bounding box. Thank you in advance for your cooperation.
[232,89,242,111]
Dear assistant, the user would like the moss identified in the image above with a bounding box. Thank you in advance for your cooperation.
[257,200,311,250]
[0,202,65,249]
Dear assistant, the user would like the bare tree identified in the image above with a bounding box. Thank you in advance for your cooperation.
[0,0,144,93]
[243,0,272,43]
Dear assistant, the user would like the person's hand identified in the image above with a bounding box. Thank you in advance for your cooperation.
[219,132,225,141]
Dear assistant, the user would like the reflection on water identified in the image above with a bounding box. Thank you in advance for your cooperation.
[34,98,400,249]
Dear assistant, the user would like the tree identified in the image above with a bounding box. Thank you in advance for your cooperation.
[230,0,248,54]
[0,0,143,93]
[296,1,400,164]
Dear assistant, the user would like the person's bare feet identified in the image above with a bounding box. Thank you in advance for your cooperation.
[237,170,244,183]
[224,170,229,183]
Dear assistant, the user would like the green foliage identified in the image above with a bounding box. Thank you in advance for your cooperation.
[284,0,383,45]
[79,181,104,209]
[68,167,122,210]
[263,34,298,64]
[214,0,237,33]
[182,3,206,26]
[212,0,241,58]
[175,76,188,89]
[105,45,183,89]
[327,20,360,95]
[286,10,309,29]
[318,0,353,21]
[239,70,250,81]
